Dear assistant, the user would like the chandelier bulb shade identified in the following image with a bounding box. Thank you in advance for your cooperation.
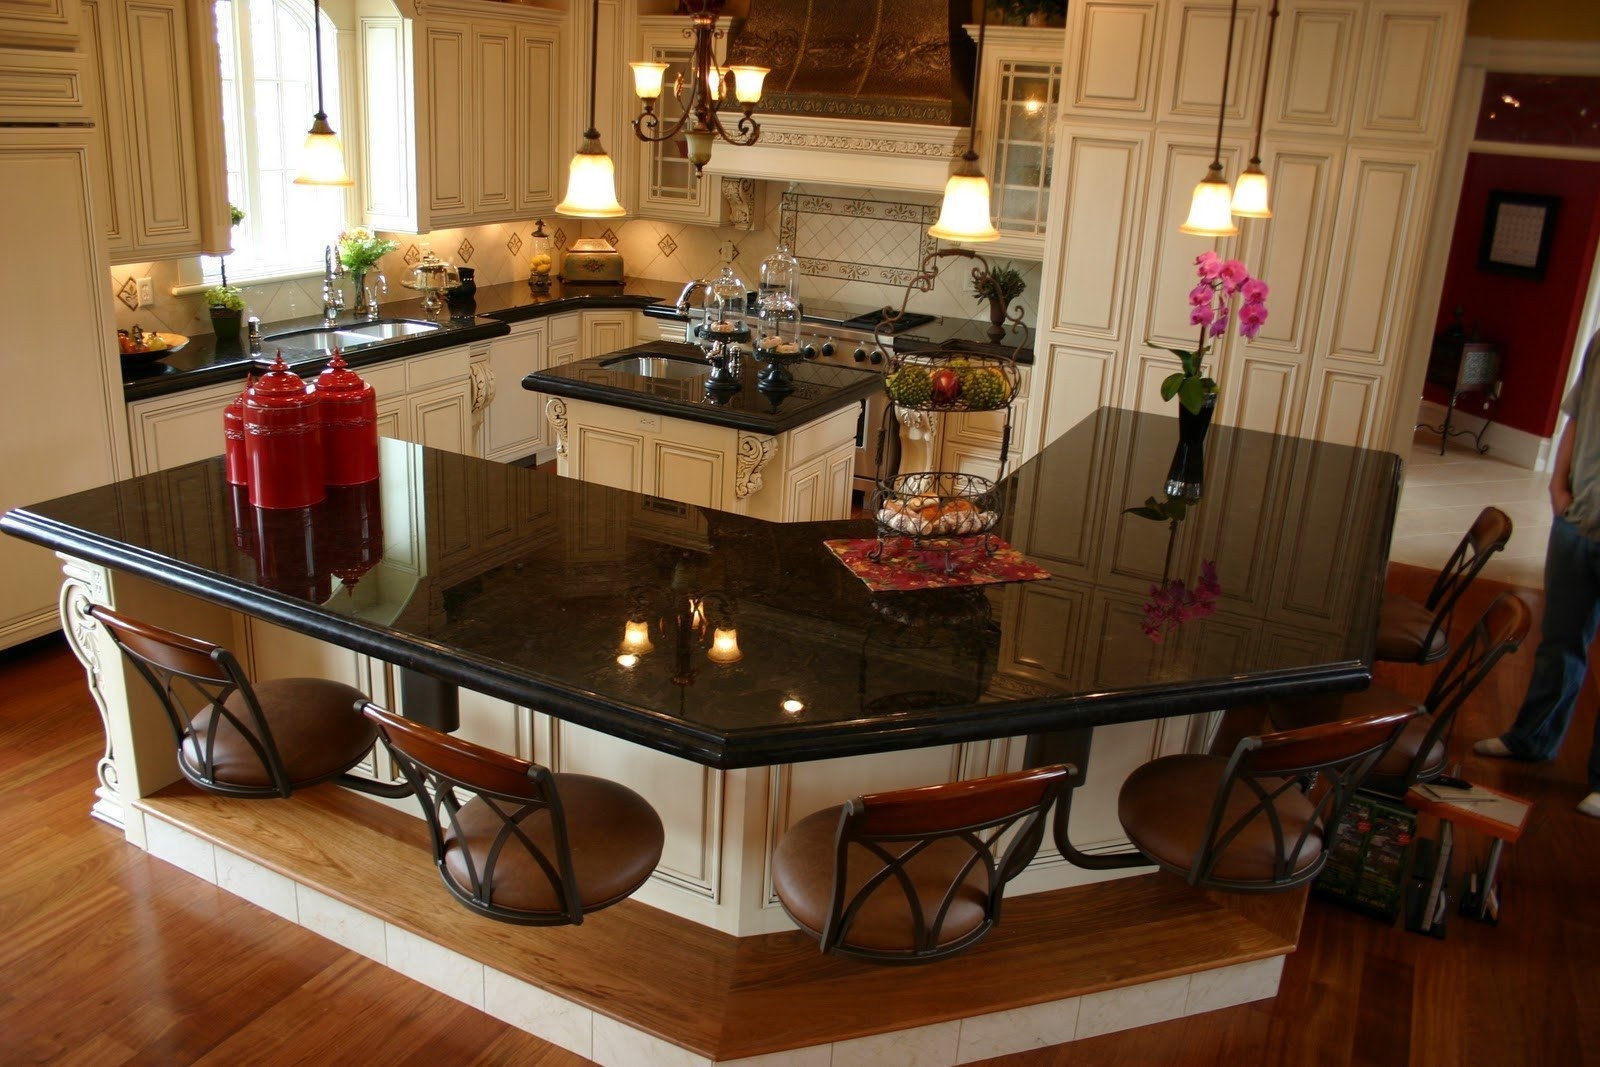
[1179,166,1240,236]
[1230,163,1271,218]
[558,0,626,218]
[630,1,766,177]
[293,0,353,186]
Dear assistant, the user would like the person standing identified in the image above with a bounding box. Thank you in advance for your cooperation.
[1477,328,1600,817]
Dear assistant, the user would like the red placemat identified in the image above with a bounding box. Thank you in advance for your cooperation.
[824,537,1053,592]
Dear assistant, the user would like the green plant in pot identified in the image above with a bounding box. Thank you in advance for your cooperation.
[995,0,1067,27]
[208,204,246,343]
[973,262,1027,342]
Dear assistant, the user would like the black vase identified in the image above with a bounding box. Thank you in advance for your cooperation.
[1165,392,1217,502]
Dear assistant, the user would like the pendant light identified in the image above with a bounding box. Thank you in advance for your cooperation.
[293,0,353,187]
[1230,0,1280,218]
[1178,0,1241,237]
[556,0,626,218]
[928,10,999,243]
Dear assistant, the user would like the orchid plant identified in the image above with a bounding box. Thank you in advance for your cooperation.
[1161,252,1270,415]
[1126,494,1221,644]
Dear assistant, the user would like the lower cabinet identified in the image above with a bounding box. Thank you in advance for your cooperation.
[477,318,550,464]
[127,344,479,476]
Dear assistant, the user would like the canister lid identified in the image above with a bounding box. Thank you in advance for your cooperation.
[315,352,369,398]
[246,354,314,407]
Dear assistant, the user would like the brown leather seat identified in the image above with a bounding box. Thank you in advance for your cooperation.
[1377,506,1511,664]
[364,703,664,925]
[91,604,394,799]
[1265,591,1531,797]
[772,765,1072,963]
[1113,708,1416,892]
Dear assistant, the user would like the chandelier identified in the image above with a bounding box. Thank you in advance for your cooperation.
[629,0,769,177]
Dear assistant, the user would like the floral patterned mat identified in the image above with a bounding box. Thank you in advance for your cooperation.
[824,537,1054,592]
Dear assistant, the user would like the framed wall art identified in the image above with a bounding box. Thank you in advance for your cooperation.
[1477,190,1560,280]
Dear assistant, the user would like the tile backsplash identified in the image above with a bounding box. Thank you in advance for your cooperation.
[109,181,1042,339]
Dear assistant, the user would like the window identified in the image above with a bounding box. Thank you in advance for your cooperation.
[203,0,349,283]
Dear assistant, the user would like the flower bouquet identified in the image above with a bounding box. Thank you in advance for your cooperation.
[336,227,398,273]
[1160,251,1269,415]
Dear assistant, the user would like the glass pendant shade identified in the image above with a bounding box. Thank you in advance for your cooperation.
[1230,164,1271,218]
[630,61,669,100]
[295,117,354,186]
[729,66,769,104]
[706,626,742,665]
[928,154,1000,243]
[684,128,715,168]
[556,134,626,217]
[1179,172,1239,236]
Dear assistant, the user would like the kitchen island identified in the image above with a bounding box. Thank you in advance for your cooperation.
[526,340,884,521]
[1,407,1400,1060]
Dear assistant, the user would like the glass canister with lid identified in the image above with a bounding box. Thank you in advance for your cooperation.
[699,264,750,343]
[758,241,800,311]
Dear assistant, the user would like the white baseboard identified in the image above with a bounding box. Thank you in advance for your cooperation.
[1414,399,1551,471]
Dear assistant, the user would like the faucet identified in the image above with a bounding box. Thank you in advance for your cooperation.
[674,278,702,315]
[361,274,387,320]
[321,245,345,325]
[246,315,261,355]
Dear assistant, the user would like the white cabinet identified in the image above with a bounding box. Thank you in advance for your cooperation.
[364,2,563,232]
[82,0,227,262]
[0,125,131,648]
[967,25,1064,259]
[0,0,82,50]
[477,318,551,463]
[126,378,239,475]
[580,308,636,358]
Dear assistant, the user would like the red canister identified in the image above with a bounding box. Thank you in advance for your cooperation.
[315,352,379,486]
[223,378,250,486]
[244,354,325,509]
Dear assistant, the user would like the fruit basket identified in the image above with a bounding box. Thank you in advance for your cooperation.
[882,351,1019,413]
[871,471,1002,566]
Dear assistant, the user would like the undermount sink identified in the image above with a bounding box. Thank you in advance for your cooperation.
[602,352,710,380]
[263,318,442,354]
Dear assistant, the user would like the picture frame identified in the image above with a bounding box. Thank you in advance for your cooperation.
[1477,190,1560,280]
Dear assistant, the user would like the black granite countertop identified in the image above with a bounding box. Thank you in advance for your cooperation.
[122,278,684,403]
[525,341,886,434]
[1,407,1401,768]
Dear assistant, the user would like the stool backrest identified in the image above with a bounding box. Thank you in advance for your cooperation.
[362,702,582,925]
[1194,708,1417,890]
[89,604,291,796]
[822,764,1072,962]
[1419,506,1512,647]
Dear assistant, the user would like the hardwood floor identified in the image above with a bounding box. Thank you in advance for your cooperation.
[2,564,1597,1064]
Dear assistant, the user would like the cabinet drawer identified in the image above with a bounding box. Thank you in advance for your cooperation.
[404,347,471,391]
[549,312,580,345]
[0,48,86,121]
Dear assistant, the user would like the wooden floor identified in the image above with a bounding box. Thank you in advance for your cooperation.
[4,564,1599,1064]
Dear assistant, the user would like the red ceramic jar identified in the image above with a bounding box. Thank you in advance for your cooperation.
[315,352,379,486]
[222,380,250,486]
[243,354,325,509]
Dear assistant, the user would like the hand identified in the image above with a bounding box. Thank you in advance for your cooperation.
[1552,482,1574,517]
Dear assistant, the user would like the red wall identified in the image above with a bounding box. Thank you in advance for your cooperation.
[1430,154,1600,437]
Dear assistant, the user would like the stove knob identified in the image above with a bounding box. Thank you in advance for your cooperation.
[821,342,835,357]
[853,348,867,363]
[802,345,817,359]
[869,349,885,365]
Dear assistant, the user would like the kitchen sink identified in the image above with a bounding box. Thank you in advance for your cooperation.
[601,353,710,380]
[263,318,442,354]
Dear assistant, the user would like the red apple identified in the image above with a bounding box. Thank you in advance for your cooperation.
[929,367,961,405]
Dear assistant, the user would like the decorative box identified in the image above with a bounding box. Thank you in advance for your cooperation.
[560,238,625,284]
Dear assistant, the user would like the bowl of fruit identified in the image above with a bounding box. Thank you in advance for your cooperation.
[874,471,1001,541]
[117,325,187,368]
[882,352,1017,412]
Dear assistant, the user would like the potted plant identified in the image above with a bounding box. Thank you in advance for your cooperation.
[208,204,247,343]
[995,0,1067,27]
[1158,251,1269,417]
[973,262,1027,342]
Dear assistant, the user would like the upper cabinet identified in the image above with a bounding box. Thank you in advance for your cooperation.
[967,25,1064,260]
[362,0,563,234]
[83,0,229,263]
[0,0,82,50]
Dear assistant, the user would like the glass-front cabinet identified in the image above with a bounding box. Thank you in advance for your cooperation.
[631,16,719,223]
[967,26,1064,259]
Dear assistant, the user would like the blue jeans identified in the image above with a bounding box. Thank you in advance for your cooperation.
[1502,516,1600,791]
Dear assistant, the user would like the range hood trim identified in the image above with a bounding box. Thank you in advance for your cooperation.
[702,116,966,192]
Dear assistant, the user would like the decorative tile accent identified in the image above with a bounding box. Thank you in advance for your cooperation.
[601,228,619,248]
[116,276,140,310]
[657,234,679,258]
[506,231,522,256]
[456,237,475,263]
[553,227,568,249]
[779,191,940,291]
[403,243,422,266]
[728,242,741,261]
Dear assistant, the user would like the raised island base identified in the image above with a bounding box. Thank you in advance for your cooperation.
[133,780,1297,1065]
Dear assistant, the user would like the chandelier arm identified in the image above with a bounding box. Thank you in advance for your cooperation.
[632,108,692,144]
[1248,0,1281,166]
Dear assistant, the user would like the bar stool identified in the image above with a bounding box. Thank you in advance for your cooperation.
[91,604,405,800]
[1105,709,1416,892]
[771,764,1072,963]
[1376,506,1511,665]
[1264,592,1530,797]
[363,702,664,925]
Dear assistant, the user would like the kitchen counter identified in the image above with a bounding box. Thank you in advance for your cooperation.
[121,277,682,402]
[525,340,885,435]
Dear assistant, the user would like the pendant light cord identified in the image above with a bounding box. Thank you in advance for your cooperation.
[311,0,327,120]
[584,0,601,139]
[966,6,988,157]
[1248,0,1280,166]
[1208,0,1240,170]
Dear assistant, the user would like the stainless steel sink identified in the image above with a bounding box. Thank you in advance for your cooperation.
[263,318,441,354]
[601,353,710,380]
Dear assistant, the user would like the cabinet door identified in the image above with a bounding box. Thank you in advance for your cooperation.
[515,21,560,215]
[119,0,203,256]
[472,22,515,216]
[579,310,635,359]
[422,20,470,221]
[81,0,133,248]
[971,26,1063,259]
[630,18,718,223]
[482,320,550,462]
[408,382,474,455]
[127,380,239,475]
[0,0,82,50]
